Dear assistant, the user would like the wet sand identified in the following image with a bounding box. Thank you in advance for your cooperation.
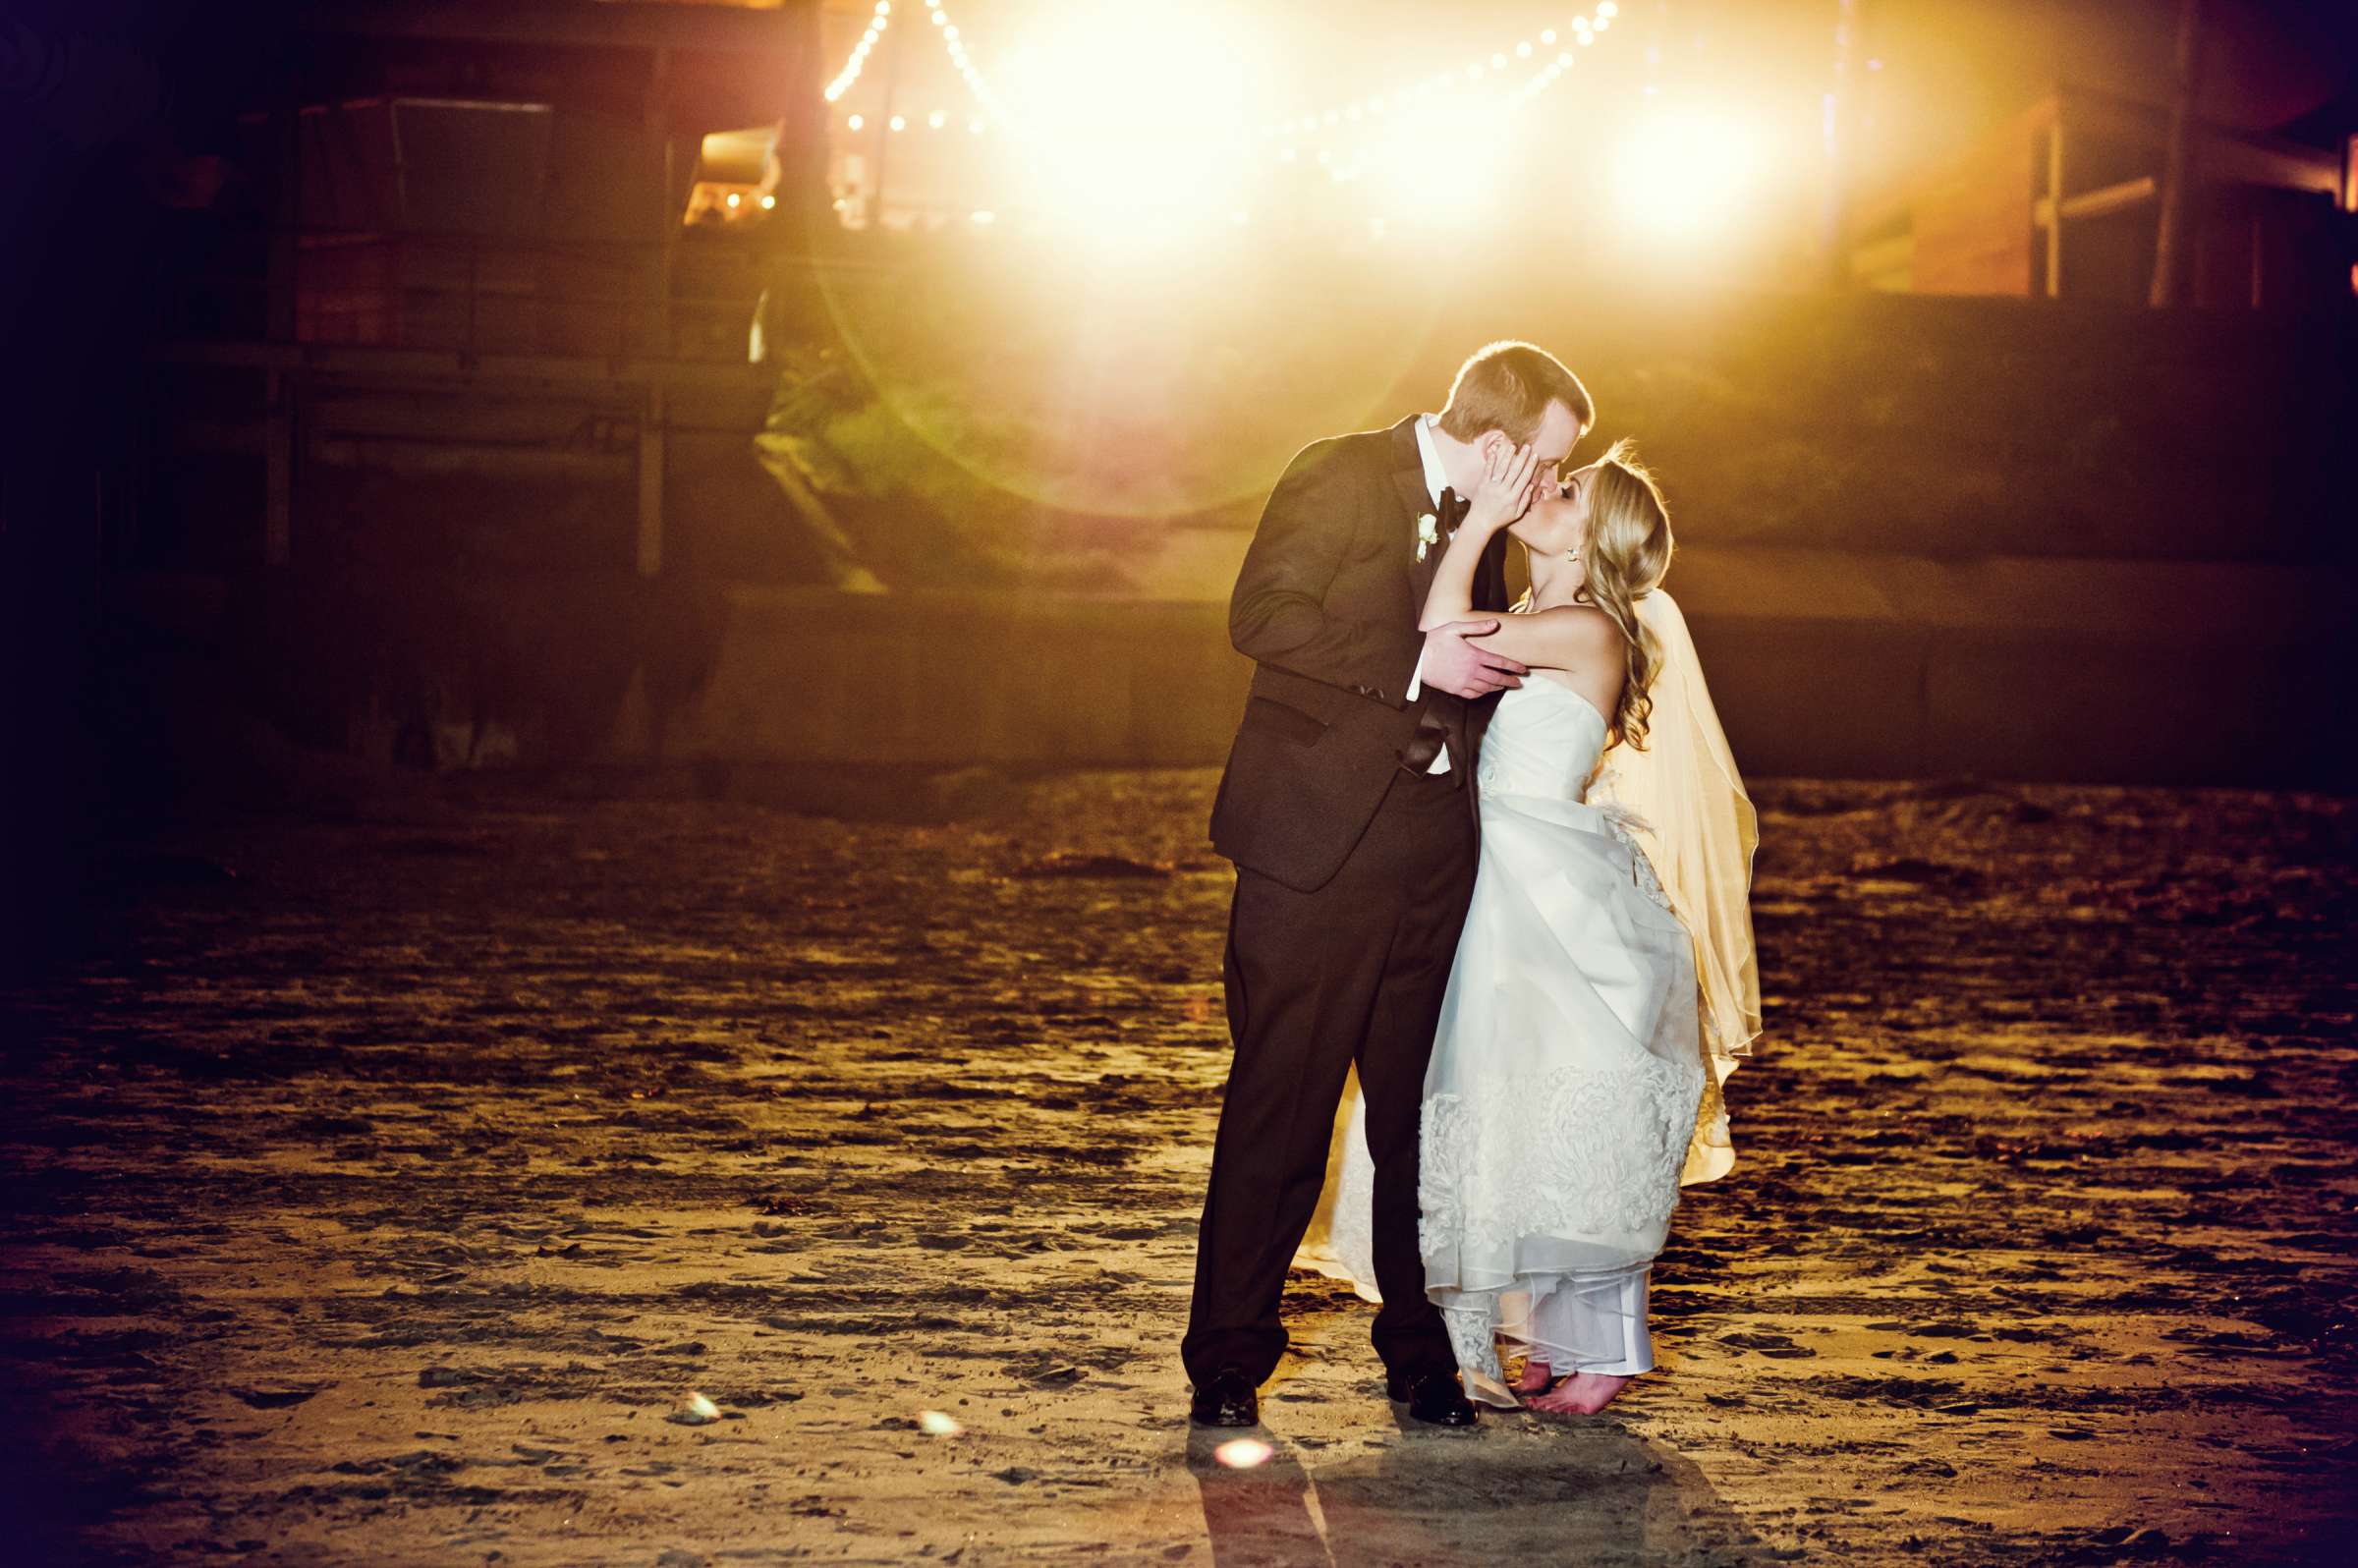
[4,769,2354,1565]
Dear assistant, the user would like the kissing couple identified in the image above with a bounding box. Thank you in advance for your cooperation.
[1183,340,1761,1428]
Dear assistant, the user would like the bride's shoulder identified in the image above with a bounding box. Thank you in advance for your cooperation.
[1511,602,1622,652]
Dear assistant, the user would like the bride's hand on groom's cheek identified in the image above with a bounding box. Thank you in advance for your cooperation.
[1468,442,1540,532]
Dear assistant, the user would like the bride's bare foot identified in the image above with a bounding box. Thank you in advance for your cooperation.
[1512,1358,1554,1396]
[1524,1372,1634,1416]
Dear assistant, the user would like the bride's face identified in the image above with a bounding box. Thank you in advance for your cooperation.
[1509,460,1601,559]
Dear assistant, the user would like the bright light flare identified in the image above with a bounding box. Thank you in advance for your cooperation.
[1613,104,1770,239]
[917,1409,963,1435]
[995,2,1267,248]
[1213,1437,1272,1468]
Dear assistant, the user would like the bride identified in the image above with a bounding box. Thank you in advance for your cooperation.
[1297,435,1760,1415]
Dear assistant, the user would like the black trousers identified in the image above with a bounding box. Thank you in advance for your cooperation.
[1182,764,1477,1388]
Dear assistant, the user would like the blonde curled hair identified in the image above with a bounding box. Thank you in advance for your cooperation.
[1575,439,1673,750]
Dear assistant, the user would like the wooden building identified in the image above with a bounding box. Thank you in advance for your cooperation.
[141,0,827,579]
[1848,85,2351,308]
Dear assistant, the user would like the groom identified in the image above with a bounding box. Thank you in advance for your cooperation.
[1184,342,1593,1428]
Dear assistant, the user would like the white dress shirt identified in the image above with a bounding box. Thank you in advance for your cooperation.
[1404,413,1452,773]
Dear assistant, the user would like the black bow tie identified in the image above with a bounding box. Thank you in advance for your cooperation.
[1435,486,1471,532]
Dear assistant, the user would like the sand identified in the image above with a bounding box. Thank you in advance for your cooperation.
[3,769,2353,1565]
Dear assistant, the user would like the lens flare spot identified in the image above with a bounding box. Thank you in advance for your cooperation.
[918,1410,964,1435]
[1213,1437,1273,1468]
[1615,104,1773,238]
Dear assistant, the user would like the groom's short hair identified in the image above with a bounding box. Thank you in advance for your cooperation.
[1437,341,1593,445]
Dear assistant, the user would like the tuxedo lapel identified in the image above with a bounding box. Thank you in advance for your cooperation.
[1389,417,1442,608]
[1390,467,1432,526]
[1394,471,1442,603]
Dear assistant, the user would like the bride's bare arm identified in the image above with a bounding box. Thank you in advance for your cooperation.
[1466,604,1620,675]
[1419,439,1619,695]
[1416,512,1497,632]
[1419,440,1537,631]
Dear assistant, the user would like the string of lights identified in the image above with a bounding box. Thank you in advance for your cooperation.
[830,1,1000,136]
[1265,3,1619,152]
[1507,41,1584,109]
[1315,46,1587,187]
[826,4,1619,152]
[823,0,894,105]
[926,3,1006,126]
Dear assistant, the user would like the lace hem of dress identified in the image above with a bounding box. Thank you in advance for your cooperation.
[1417,1053,1703,1264]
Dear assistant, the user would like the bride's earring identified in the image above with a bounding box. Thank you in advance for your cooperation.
[1565,549,1581,562]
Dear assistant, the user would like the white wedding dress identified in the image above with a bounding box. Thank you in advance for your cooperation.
[1297,660,1721,1409]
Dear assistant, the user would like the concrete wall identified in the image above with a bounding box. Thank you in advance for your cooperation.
[668,545,2355,787]
[677,589,1247,769]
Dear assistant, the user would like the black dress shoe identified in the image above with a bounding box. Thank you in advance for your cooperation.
[1385,1368,1478,1427]
[1189,1366,1260,1428]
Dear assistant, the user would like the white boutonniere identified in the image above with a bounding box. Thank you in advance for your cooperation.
[1415,512,1439,563]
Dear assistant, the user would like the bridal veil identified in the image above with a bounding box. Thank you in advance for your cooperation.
[1590,588,1762,1186]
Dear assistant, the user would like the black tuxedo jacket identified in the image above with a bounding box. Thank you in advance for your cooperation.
[1208,415,1510,893]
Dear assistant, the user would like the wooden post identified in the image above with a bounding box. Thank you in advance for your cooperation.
[871,9,907,226]
[264,95,299,565]
[266,101,300,343]
[649,47,676,361]
[2044,109,2065,300]
[637,383,665,577]
[2150,0,2205,308]
[264,369,293,566]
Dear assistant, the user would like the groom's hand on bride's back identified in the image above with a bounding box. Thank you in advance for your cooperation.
[1423,619,1526,698]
